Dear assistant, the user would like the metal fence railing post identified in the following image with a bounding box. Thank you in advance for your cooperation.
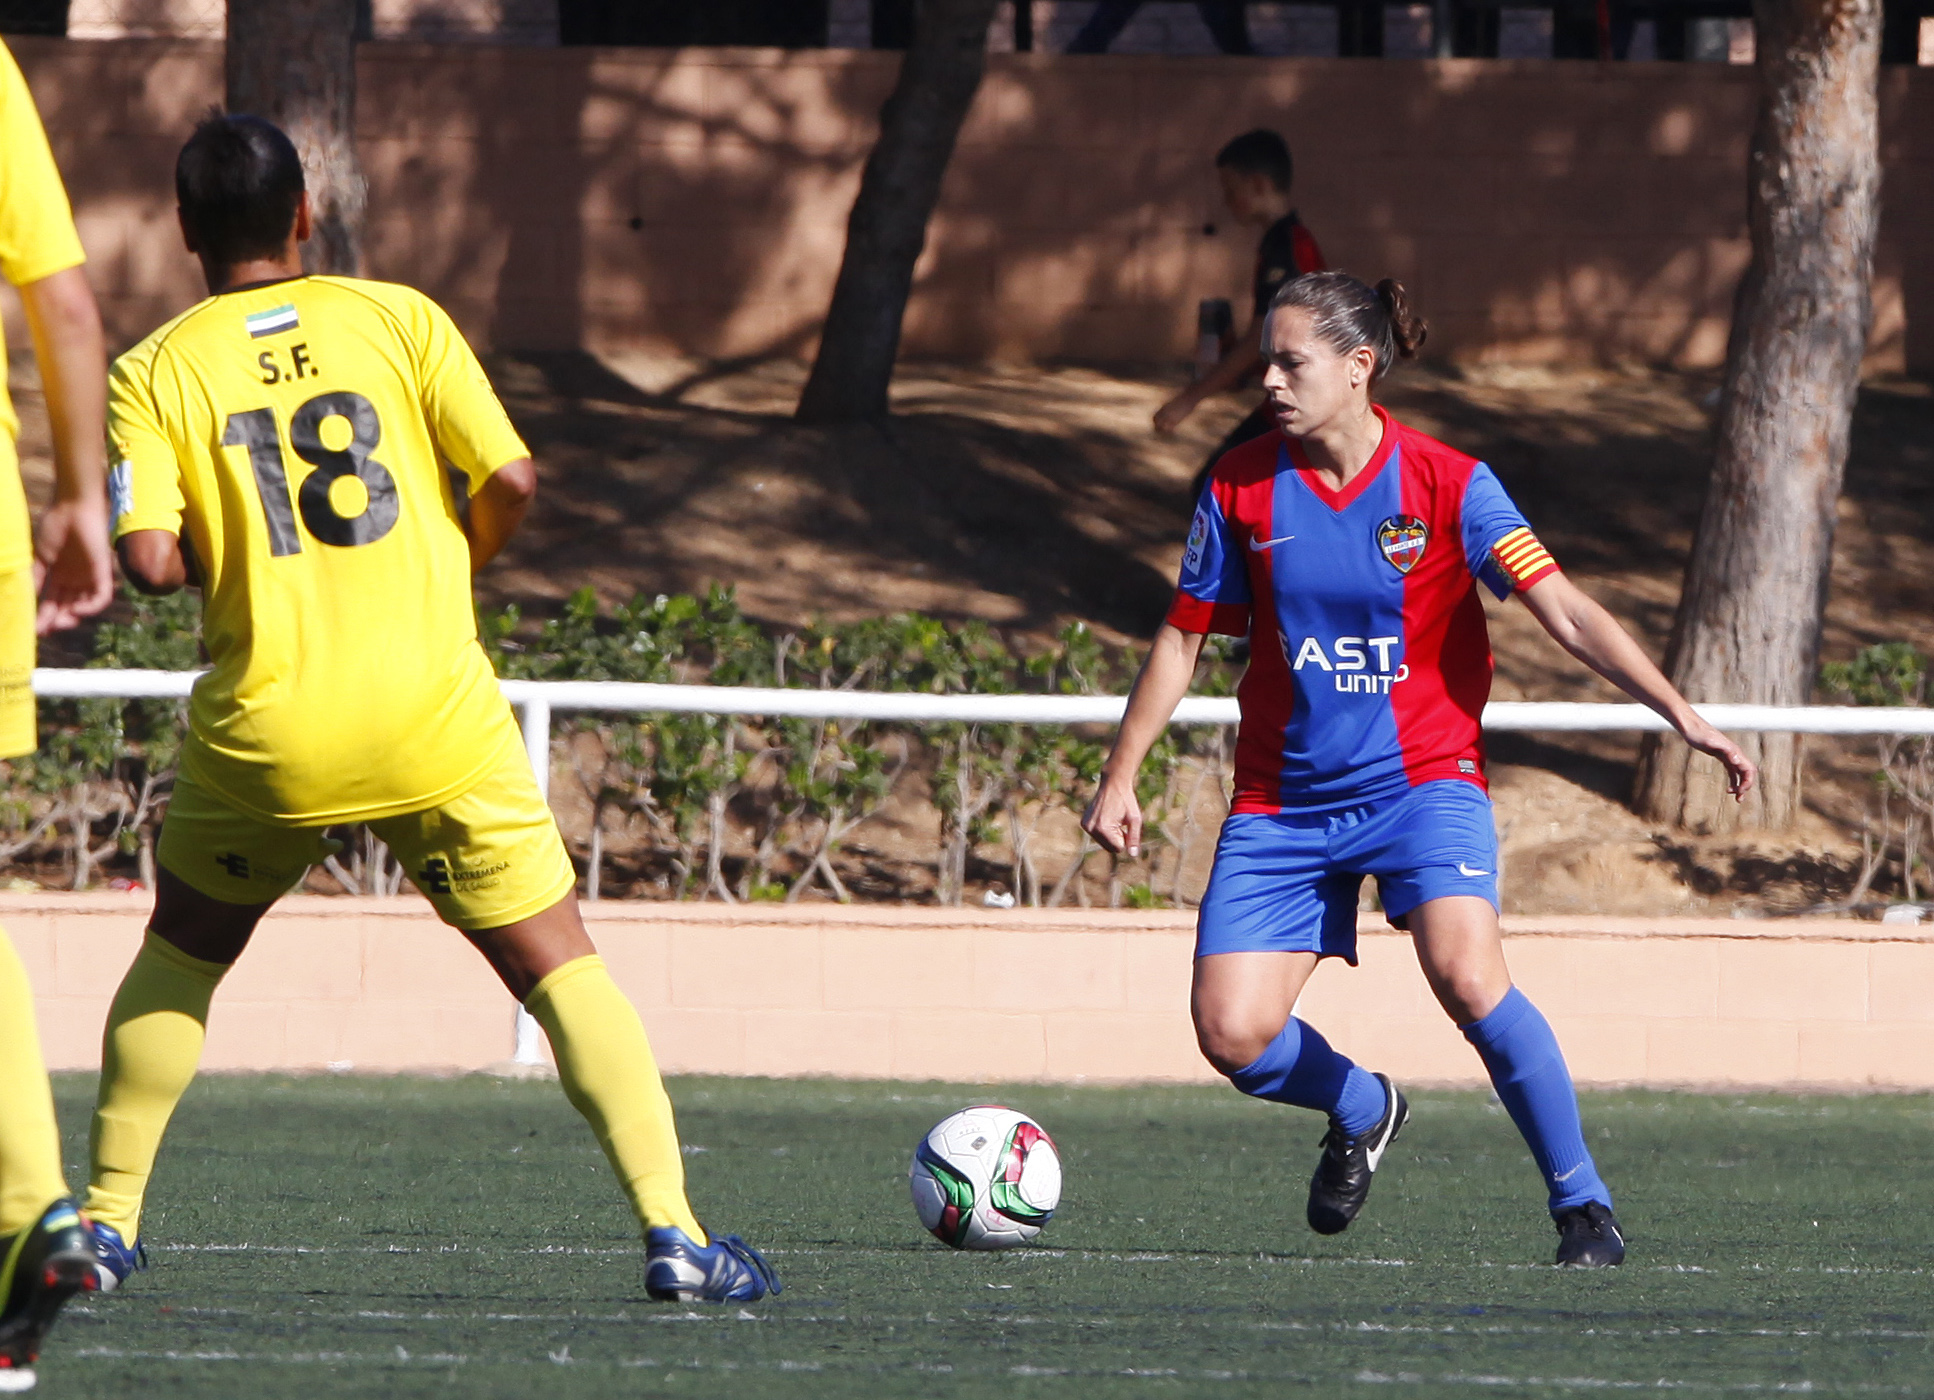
[511,695,553,1068]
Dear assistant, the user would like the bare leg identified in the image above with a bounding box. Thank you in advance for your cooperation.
[1403,895,1512,1024]
[458,893,596,1001]
[1191,950,1319,1074]
[147,866,276,966]
[1192,948,1387,1129]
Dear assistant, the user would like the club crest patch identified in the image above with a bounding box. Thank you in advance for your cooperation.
[1376,515,1429,574]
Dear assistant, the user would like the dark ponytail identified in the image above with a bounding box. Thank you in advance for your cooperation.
[1375,278,1427,362]
[1268,271,1429,384]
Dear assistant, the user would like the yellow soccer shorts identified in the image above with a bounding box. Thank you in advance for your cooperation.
[0,566,35,760]
[157,727,577,930]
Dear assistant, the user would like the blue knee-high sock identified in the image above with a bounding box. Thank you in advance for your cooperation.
[1228,1018,1388,1138]
[1461,986,1611,1214]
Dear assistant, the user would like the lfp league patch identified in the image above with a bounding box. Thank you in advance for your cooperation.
[1182,505,1210,576]
[1376,515,1428,574]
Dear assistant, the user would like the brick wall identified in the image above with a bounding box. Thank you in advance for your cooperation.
[9,39,1931,371]
[16,894,1934,1088]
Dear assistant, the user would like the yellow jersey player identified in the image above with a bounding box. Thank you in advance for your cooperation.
[85,113,777,1305]
[0,36,119,1394]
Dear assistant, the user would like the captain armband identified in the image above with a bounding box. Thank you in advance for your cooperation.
[1490,527,1559,590]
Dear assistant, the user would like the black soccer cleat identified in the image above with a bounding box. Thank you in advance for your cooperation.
[1306,1073,1408,1236]
[0,1196,98,1380]
[1553,1201,1625,1267]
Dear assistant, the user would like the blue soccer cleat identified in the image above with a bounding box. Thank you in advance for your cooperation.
[644,1227,780,1304]
[0,1196,98,1389]
[86,1222,145,1295]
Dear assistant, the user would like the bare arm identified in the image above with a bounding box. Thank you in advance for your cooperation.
[117,528,188,595]
[1518,572,1755,799]
[1080,623,1207,857]
[20,266,113,633]
[465,457,536,572]
[1155,316,1265,435]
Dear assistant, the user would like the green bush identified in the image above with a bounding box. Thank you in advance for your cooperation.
[1821,642,1927,709]
[3,589,200,889]
[521,594,1238,907]
[1820,643,1932,907]
[5,586,1238,904]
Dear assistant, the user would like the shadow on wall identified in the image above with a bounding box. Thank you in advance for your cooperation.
[9,40,1929,370]
[375,48,1921,373]
[916,57,1769,368]
[358,44,904,361]
[15,38,220,341]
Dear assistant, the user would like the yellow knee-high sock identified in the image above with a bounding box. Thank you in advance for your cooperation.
[525,955,705,1243]
[84,931,227,1242]
[0,929,68,1237]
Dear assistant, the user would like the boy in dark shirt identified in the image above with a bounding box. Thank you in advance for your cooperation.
[1155,129,1326,500]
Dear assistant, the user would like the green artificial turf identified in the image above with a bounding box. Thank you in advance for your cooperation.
[34,1074,1934,1398]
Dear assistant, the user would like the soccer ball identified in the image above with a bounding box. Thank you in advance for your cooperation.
[909,1105,1062,1250]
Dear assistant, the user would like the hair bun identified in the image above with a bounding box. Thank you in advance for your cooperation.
[1375,278,1428,360]
[1267,269,1424,386]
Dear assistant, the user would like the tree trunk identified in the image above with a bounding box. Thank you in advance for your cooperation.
[226,0,365,275]
[794,0,998,423]
[1633,0,1881,833]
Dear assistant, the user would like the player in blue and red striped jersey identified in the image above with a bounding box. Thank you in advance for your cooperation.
[1083,271,1755,1267]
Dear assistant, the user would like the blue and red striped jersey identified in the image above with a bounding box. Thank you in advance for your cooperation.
[1169,407,1559,814]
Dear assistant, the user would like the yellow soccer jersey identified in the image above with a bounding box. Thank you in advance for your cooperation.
[0,38,88,575]
[109,275,530,824]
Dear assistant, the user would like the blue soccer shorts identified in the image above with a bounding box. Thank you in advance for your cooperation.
[1195,778,1501,964]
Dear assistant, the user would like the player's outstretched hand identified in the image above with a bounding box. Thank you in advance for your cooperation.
[1082,778,1144,859]
[34,494,114,635]
[1681,716,1756,801]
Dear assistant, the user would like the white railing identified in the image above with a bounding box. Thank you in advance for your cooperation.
[35,668,1934,736]
[38,668,1934,1068]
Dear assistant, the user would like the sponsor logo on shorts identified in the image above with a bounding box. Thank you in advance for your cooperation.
[416,855,510,897]
[213,850,305,885]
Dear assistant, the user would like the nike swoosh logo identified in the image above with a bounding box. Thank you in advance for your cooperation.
[1553,1164,1584,1183]
[1457,862,1491,878]
[1248,534,1295,551]
[1364,1078,1408,1173]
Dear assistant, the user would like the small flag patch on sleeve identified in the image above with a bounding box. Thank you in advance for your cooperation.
[1490,526,1559,589]
[246,303,299,338]
[108,460,133,524]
